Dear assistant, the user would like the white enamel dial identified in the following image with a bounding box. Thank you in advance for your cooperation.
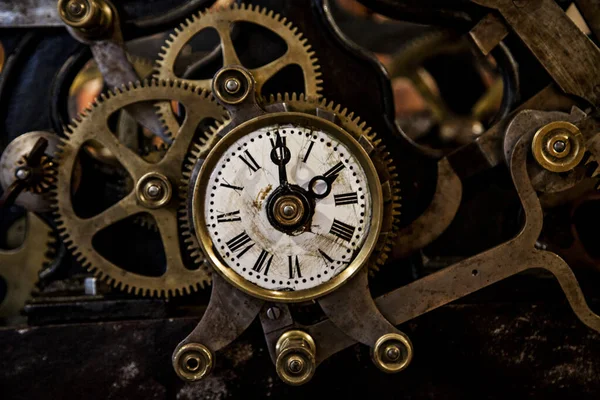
[203,123,373,292]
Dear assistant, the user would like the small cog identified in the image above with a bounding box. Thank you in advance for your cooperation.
[52,79,226,297]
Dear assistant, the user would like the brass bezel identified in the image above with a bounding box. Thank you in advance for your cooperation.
[192,112,384,302]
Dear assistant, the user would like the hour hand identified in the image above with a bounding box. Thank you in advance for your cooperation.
[270,132,291,186]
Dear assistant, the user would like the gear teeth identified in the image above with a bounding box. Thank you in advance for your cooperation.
[52,80,219,297]
[154,3,323,110]
[264,94,401,272]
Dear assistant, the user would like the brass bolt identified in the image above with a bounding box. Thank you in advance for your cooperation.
[172,343,214,382]
[372,333,413,373]
[58,0,113,37]
[135,172,172,209]
[532,121,585,173]
[224,78,241,94]
[384,344,401,362]
[275,330,316,386]
[553,140,567,153]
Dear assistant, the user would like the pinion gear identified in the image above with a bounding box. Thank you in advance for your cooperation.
[52,80,227,297]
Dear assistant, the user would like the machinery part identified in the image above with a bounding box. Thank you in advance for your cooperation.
[532,121,585,173]
[60,0,169,141]
[172,342,214,382]
[154,3,323,97]
[58,0,114,39]
[306,115,600,365]
[0,213,54,318]
[52,80,226,296]
[472,0,600,107]
[372,332,414,373]
[275,330,316,386]
[174,65,403,384]
[0,131,60,212]
[171,273,264,371]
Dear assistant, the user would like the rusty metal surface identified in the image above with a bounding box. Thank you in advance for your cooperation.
[0,0,62,27]
[473,0,600,106]
[318,268,406,348]
[175,274,264,353]
[468,12,508,56]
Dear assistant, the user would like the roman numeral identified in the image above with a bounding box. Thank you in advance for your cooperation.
[288,255,302,279]
[303,141,315,163]
[323,161,345,177]
[329,219,355,242]
[318,249,334,263]
[239,150,260,172]
[252,249,273,275]
[220,182,244,192]
[226,231,254,258]
[216,210,241,223]
[334,192,358,206]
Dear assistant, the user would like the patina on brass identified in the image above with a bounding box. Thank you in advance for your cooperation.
[372,333,414,373]
[532,121,585,172]
[172,343,214,382]
[57,0,113,37]
[275,330,316,386]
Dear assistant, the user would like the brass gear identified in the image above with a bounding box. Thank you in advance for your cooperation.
[180,93,400,272]
[52,80,227,297]
[0,213,55,317]
[154,3,323,122]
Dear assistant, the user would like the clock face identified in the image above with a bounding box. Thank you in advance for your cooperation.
[201,122,374,292]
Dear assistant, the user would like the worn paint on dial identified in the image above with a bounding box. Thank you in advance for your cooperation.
[204,124,372,291]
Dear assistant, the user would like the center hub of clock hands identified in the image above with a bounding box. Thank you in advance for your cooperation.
[266,130,339,234]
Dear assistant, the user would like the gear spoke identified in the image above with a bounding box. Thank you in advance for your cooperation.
[215,21,241,66]
[251,51,296,94]
[154,4,322,104]
[54,81,221,296]
[93,123,148,177]
[153,209,186,272]
[84,192,138,234]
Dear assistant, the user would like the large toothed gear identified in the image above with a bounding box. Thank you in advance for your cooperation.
[153,4,323,107]
[0,213,55,317]
[180,93,400,272]
[52,80,227,297]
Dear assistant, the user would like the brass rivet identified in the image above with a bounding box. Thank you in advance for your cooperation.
[172,343,214,382]
[372,333,413,373]
[135,172,172,209]
[275,330,316,386]
[532,121,585,173]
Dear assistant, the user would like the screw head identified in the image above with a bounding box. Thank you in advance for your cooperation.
[553,140,567,153]
[287,356,305,374]
[15,167,31,181]
[282,205,296,217]
[385,345,401,362]
[145,183,162,198]
[266,306,281,320]
[224,78,241,94]
[67,0,88,17]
